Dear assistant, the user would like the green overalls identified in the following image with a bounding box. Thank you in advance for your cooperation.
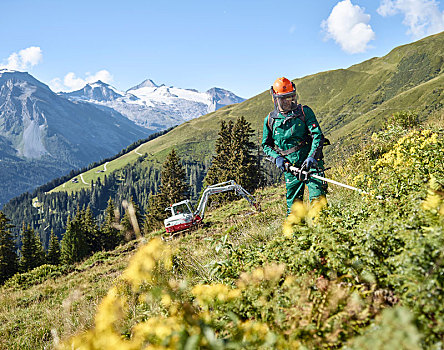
[261,104,327,213]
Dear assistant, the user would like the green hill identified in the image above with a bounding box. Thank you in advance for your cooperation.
[1,119,443,348]
[49,31,443,195]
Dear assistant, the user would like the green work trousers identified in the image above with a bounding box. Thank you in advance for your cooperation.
[284,166,327,214]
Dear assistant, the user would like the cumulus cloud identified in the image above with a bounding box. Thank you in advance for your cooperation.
[322,0,376,54]
[377,0,444,38]
[49,70,114,92]
[0,46,43,71]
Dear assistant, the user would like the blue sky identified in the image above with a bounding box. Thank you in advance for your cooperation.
[1,0,443,98]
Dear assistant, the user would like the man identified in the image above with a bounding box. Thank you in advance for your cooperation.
[262,77,327,214]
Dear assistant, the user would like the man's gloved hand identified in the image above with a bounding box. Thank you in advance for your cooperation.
[301,156,317,171]
[275,156,289,172]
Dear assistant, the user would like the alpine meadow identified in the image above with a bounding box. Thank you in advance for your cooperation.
[0,27,443,350]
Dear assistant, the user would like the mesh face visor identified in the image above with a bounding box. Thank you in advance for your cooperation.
[271,88,297,113]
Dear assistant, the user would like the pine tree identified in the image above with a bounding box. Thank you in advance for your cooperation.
[204,120,233,186]
[204,117,259,203]
[142,194,168,233]
[19,224,45,272]
[161,149,189,204]
[230,116,260,192]
[143,149,189,232]
[47,230,61,265]
[61,212,89,265]
[0,212,18,284]
[82,206,101,252]
[101,198,122,250]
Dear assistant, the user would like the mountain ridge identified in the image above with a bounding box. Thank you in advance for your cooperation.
[0,70,150,206]
[60,79,245,131]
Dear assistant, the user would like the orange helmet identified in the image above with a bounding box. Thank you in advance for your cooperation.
[270,77,297,113]
[272,77,294,95]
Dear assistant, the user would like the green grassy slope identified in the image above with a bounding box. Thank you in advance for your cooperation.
[3,118,443,348]
[51,31,443,194]
[0,186,286,349]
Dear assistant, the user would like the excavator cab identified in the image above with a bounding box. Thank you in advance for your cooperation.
[170,201,194,216]
[164,200,196,234]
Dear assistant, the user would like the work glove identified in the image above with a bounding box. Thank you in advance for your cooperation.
[275,156,289,172]
[301,156,317,171]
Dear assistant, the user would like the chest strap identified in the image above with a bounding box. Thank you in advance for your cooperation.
[275,135,311,156]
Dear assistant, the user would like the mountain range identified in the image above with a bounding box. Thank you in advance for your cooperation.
[60,80,244,131]
[0,70,244,206]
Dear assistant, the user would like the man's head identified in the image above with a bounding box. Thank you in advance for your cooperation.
[270,77,297,113]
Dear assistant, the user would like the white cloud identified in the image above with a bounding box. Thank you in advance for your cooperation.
[377,0,444,38]
[322,0,376,54]
[49,70,114,92]
[0,46,43,71]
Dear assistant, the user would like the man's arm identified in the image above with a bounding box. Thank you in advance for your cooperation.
[303,106,325,160]
[261,115,281,159]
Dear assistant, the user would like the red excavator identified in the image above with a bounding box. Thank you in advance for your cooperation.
[164,180,258,234]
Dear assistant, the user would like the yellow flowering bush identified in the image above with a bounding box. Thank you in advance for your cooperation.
[283,196,327,237]
[60,238,283,349]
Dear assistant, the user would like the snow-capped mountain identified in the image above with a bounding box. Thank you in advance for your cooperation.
[61,79,245,131]
[0,69,149,206]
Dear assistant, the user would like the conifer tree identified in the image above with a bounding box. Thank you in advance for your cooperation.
[19,224,45,272]
[205,120,233,186]
[47,230,61,265]
[161,149,189,204]
[61,212,89,265]
[143,194,168,233]
[204,117,259,198]
[0,212,18,284]
[230,116,260,191]
[82,206,101,252]
[101,198,122,250]
[143,149,189,232]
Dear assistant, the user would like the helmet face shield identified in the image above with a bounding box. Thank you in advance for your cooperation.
[270,79,297,113]
[274,91,297,113]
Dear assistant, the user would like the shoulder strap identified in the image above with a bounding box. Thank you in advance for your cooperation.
[300,104,306,124]
[267,109,279,131]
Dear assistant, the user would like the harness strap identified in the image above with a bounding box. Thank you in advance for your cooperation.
[275,135,311,156]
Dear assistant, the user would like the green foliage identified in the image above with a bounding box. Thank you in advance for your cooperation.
[345,307,422,350]
[3,264,71,290]
[61,212,90,264]
[204,116,260,203]
[160,148,189,203]
[19,224,45,273]
[101,198,123,250]
[143,194,169,233]
[82,206,101,253]
[0,212,18,284]
[388,111,419,129]
[144,149,190,231]
[46,230,61,265]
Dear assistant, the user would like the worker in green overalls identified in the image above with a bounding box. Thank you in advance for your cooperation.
[262,77,327,214]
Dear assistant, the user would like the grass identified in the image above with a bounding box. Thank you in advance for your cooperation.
[0,241,139,349]
[0,184,288,349]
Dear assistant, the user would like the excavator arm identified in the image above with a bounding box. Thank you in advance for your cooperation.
[194,180,257,220]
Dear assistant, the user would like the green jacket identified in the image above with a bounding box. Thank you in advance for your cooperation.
[261,104,325,166]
